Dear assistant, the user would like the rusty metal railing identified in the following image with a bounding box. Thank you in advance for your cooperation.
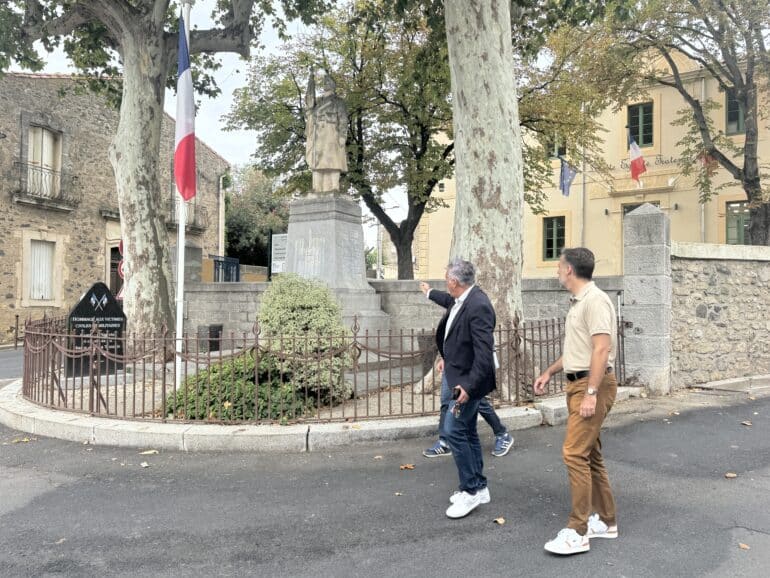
[21,316,625,424]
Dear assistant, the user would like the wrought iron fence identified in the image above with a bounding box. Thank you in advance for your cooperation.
[211,255,240,282]
[22,316,626,424]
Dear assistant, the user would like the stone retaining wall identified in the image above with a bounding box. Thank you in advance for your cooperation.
[184,276,622,339]
[670,242,770,388]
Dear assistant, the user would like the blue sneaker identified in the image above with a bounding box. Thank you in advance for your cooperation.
[423,440,452,458]
[492,433,514,457]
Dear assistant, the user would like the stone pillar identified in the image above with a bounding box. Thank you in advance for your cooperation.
[622,204,671,394]
[284,194,390,335]
[285,194,369,290]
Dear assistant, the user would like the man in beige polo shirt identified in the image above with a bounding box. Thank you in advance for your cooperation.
[534,247,618,556]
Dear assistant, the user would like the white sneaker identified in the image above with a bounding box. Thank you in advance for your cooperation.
[450,487,490,505]
[445,491,481,519]
[544,528,590,555]
[586,513,618,539]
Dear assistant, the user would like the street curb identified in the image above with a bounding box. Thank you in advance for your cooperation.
[0,380,308,453]
[0,379,549,452]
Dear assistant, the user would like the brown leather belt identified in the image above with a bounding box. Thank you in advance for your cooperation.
[566,367,612,382]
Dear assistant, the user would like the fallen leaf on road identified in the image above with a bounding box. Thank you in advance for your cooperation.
[748,396,756,401]
[493,517,506,525]
[399,464,415,470]
[139,449,159,455]
[11,437,34,444]
[394,492,403,496]
[741,421,753,427]
[140,462,150,468]
[373,455,383,460]
[739,543,750,550]
[351,424,362,430]
[725,472,738,479]
[55,538,66,545]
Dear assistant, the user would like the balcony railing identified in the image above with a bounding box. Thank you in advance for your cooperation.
[166,198,208,233]
[12,162,79,210]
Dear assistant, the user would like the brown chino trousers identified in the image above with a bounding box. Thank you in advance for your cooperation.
[563,373,617,536]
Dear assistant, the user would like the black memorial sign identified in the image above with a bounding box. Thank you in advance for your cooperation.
[67,282,127,377]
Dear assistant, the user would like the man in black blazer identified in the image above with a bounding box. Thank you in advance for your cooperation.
[435,258,497,519]
[419,282,513,459]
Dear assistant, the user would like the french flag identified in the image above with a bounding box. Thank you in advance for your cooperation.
[628,132,647,182]
[174,12,196,201]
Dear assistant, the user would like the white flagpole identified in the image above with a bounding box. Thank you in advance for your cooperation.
[175,1,193,389]
[580,103,587,247]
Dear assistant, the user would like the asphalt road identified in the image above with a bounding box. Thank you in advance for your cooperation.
[1,390,768,577]
[0,348,23,379]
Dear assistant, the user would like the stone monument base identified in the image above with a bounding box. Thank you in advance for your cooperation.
[285,194,390,337]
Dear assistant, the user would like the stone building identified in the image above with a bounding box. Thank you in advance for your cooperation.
[0,73,230,344]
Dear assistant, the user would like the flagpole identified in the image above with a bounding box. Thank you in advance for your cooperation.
[175,1,193,389]
[580,103,587,247]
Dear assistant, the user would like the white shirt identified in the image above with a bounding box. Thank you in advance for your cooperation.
[444,285,474,340]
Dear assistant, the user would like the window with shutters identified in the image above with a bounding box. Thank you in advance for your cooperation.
[26,126,62,197]
[21,231,65,308]
[29,240,55,300]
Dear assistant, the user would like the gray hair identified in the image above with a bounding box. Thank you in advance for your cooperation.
[446,258,476,287]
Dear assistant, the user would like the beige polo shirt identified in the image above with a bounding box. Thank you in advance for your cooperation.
[562,281,617,372]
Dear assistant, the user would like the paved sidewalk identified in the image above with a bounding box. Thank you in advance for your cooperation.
[0,379,542,452]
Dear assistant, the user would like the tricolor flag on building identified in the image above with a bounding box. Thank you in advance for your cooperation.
[174,12,196,201]
[628,132,647,183]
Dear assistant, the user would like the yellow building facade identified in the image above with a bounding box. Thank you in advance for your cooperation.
[413,67,766,279]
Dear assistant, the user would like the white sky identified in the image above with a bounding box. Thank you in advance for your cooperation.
[9,0,406,248]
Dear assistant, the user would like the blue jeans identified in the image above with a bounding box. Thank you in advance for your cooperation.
[445,396,487,493]
[437,375,506,443]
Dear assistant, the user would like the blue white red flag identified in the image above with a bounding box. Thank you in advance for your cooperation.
[174,12,196,201]
[628,132,647,182]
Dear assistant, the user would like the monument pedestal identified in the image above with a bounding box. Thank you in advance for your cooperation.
[285,194,390,335]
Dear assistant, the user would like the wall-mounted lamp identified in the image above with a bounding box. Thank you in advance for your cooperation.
[604,208,610,216]
[673,203,679,210]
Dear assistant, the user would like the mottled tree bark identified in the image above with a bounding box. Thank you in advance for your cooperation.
[444,1,524,326]
[108,34,175,334]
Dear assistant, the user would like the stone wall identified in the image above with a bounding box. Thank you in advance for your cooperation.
[670,242,770,388]
[184,277,623,339]
[0,73,228,343]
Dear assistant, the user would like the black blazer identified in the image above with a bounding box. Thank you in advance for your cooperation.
[429,286,497,400]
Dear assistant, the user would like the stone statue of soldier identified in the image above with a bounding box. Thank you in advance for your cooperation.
[305,69,348,194]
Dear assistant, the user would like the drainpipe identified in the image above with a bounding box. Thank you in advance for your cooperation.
[700,76,706,242]
[218,174,227,256]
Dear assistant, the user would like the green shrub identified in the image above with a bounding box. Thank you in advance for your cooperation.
[258,274,353,404]
[166,350,315,422]
[167,274,353,422]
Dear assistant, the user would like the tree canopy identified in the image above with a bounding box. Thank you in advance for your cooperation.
[609,0,770,244]
[226,0,637,278]
[226,167,289,266]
